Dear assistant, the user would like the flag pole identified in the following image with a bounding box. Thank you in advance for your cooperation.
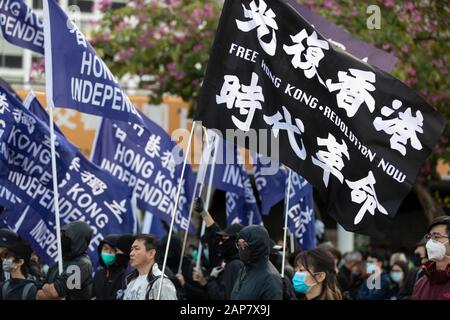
[289,231,295,253]
[48,104,64,275]
[177,127,212,274]
[281,169,292,278]
[43,0,63,276]
[196,132,218,270]
[157,121,196,300]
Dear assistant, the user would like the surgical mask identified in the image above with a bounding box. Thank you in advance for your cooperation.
[426,239,449,261]
[2,258,13,273]
[390,271,404,283]
[238,247,252,264]
[366,262,378,274]
[101,252,116,267]
[41,264,49,275]
[292,272,315,294]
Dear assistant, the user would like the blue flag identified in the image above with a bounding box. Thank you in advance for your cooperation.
[142,212,167,239]
[208,138,262,226]
[0,0,44,54]
[23,91,63,135]
[286,171,316,251]
[91,115,196,235]
[207,134,246,196]
[226,167,263,226]
[0,87,137,267]
[251,152,287,215]
[43,0,144,126]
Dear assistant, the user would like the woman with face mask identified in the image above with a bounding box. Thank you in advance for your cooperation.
[292,247,343,300]
[412,216,450,300]
[0,240,37,300]
[388,261,408,300]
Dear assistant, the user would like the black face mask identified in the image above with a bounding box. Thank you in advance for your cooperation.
[218,238,237,259]
[238,247,252,264]
[61,235,72,259]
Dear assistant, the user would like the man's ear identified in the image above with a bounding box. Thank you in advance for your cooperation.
[147,248,156,261]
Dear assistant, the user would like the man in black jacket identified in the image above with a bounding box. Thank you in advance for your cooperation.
[92,234,130,300]
[206,223,244,300]
[231,225,283,300]
[36,221,93,300]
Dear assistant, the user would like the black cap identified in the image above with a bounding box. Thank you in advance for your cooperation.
[0,228,19,247]
[6,240,33,263]
[216,223,244,237]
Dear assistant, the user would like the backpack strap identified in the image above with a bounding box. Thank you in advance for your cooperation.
[144,275,161,300]
[21,283,34,300]
[1,280,10,300]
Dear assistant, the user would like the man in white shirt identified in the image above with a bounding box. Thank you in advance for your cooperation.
[123,234,177,300]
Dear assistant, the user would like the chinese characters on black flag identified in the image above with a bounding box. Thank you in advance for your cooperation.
[195,0,446,238]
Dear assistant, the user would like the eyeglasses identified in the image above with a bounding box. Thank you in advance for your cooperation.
[424,232,449,242]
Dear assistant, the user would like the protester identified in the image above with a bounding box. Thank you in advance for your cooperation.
[412,216,450,300]
[338,251,362,297]
[293,247,343,300]
[36,221,94,300]
[160,233,207,300]
[123,234,177,300]
[0,228,19,283]
[0,240,37,300]
[193,197,244,300]
[230,225,283,300]
[388,260,409,300]
[399,240,428,299]
[114,233,135,300]
[355,250,391,300]
[93,234,130,300]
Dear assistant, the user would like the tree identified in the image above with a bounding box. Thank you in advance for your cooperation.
[93,0,449,219]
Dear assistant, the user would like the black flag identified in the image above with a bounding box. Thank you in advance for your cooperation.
[195,0,446,237]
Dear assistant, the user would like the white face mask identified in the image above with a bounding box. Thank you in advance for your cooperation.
[426,239,449,261]
[2,258,14,273]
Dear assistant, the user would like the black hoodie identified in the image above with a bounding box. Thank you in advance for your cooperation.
[92,234,129,300]
[45,221,93,300]
[230,225,283,300]
[159,234,208,300]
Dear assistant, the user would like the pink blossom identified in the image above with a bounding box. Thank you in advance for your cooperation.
[192,44,203,52]
[116,48,134,62]
[383,0,395,8]
[167,63,176,71]
[98,0,112,13]
[401,44,409,53]
[114,21,129,32]
[404,2,414,11]
[323,0,334,9]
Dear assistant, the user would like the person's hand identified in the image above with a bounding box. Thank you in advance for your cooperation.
[176,273,186,287]
[209,266,224,278]
[192,268,207,286]
[194,197,204,214]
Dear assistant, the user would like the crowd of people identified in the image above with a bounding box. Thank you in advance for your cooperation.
[0,199,449,300]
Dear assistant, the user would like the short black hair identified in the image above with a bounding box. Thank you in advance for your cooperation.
[134,234,159,252]
[427,216,450,237]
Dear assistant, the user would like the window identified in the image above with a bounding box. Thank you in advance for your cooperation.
[0,55,23,68]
